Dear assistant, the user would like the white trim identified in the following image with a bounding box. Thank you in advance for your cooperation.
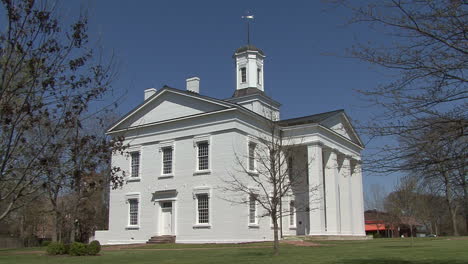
[128,148,142,181]
[159,140,175,178]
[248,193,258,227]
[108,108,237,135]
[289,198,297,229]
[247,137,258,174]
[193,135,211,173]
[125,193,141,229]
[107,89,233,132]
[193,187,211,227]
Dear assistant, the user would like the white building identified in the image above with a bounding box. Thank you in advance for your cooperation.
[95,45,366,244]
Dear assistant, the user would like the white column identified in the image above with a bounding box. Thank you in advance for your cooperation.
[307,143,325,235]
[351,160,366,236]
[324,148,340,235]
[339,156,352,235]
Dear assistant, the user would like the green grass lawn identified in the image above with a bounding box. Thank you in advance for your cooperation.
[0,238,467,264]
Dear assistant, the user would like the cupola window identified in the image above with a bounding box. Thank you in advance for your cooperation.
[240,67,247,83]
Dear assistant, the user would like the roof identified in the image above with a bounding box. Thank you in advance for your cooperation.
[232,87,265,98]
[277,109,345,127]
[107,87,363,149]
[234,45,265,56]
[107,85,270,133]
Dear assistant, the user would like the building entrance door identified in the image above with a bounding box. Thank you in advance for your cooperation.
[160,202,173,235]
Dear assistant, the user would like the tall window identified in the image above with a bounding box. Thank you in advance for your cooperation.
[129,199,139,226]
[197,194,209,224]
[197,142,209,170]
[240,67,247,83]
[131,152,140,178]
[249,142,256,171]
[288,156,293,179]
[162,147,173,174]
[257,68,261,84]
[289,200,296,227]
[249,194,257,224]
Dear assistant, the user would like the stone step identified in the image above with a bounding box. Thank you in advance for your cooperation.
[146,235,176,244]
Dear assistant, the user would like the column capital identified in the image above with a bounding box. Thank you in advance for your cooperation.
[307,141,324,147]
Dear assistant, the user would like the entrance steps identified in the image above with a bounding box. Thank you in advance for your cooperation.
[146,235,176,244]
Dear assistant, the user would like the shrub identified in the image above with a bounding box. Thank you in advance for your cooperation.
[373,233,382,238]
[41,240,51,247]
[46,242,66,255]
[64,243,70,255]
[69,242,88,256]
[87,240,101,255]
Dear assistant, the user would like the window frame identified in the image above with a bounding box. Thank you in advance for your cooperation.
[248,194,259,227]
[125,193,141,229]
[247,137,259,175]
[257,67,261,85]
[289,199,296,229]
[128,149,142,181]
[159,141,175,178]
[193,135,211,175]
[193,187,211,228]
[248,142,257,172]
[240,67,247,83]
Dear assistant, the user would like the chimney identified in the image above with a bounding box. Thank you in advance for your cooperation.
[186,77,200,93]
[144,88,157,100]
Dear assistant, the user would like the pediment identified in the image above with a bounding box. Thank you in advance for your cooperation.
[319,113,363,147]
[109,89,229,131]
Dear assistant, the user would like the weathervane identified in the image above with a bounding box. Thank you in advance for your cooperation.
[241,12,254,45]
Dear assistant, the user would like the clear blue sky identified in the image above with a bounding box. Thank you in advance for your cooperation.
[65,0,399,198]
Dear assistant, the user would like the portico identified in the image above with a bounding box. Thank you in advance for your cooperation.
[280,111,366,237]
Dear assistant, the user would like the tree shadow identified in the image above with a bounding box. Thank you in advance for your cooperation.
[343,259,465,264]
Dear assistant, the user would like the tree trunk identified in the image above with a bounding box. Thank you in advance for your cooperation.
[409,224,414,247]
[273,217,279,256]
[463,183,468,233]
[443,172,460,236]
[279,198,283,239]
[52,211,60,242]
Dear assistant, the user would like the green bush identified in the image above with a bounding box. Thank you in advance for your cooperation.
[373,233,382,238]
[41,240,51,247]
[87,240,101,255]
[64,243,70,254]
[46,242,66,255]
[69,242,88,256]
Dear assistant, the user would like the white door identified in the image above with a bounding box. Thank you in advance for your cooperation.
[160,202,173,235]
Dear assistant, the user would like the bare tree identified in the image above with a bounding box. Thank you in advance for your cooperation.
[365,184,388,236]
[385,176,419,246]
[0,0,125,221]
[221,115,318,256]
[397,118,466,235]
[330,0,467,234]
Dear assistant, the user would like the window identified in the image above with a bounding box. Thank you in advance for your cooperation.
[162,147,173,175]
[289,200,296,227]
[197,141,209,171]
[257,68,261,84]
[249,194,257,224]
[288,156,293,179]
[131,152,140,178]
[249,142,256,171]
[197,194,209,224]
[240,67,247,83]
[129,199,139,226]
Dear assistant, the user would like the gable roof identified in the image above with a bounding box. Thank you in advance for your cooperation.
[107,86,364,148]
[277,109,345,127]
[107,86,271,133]
[278,109,364,148]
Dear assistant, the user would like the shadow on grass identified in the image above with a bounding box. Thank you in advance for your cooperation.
[343,259,464,264]
[242,251,270,257]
